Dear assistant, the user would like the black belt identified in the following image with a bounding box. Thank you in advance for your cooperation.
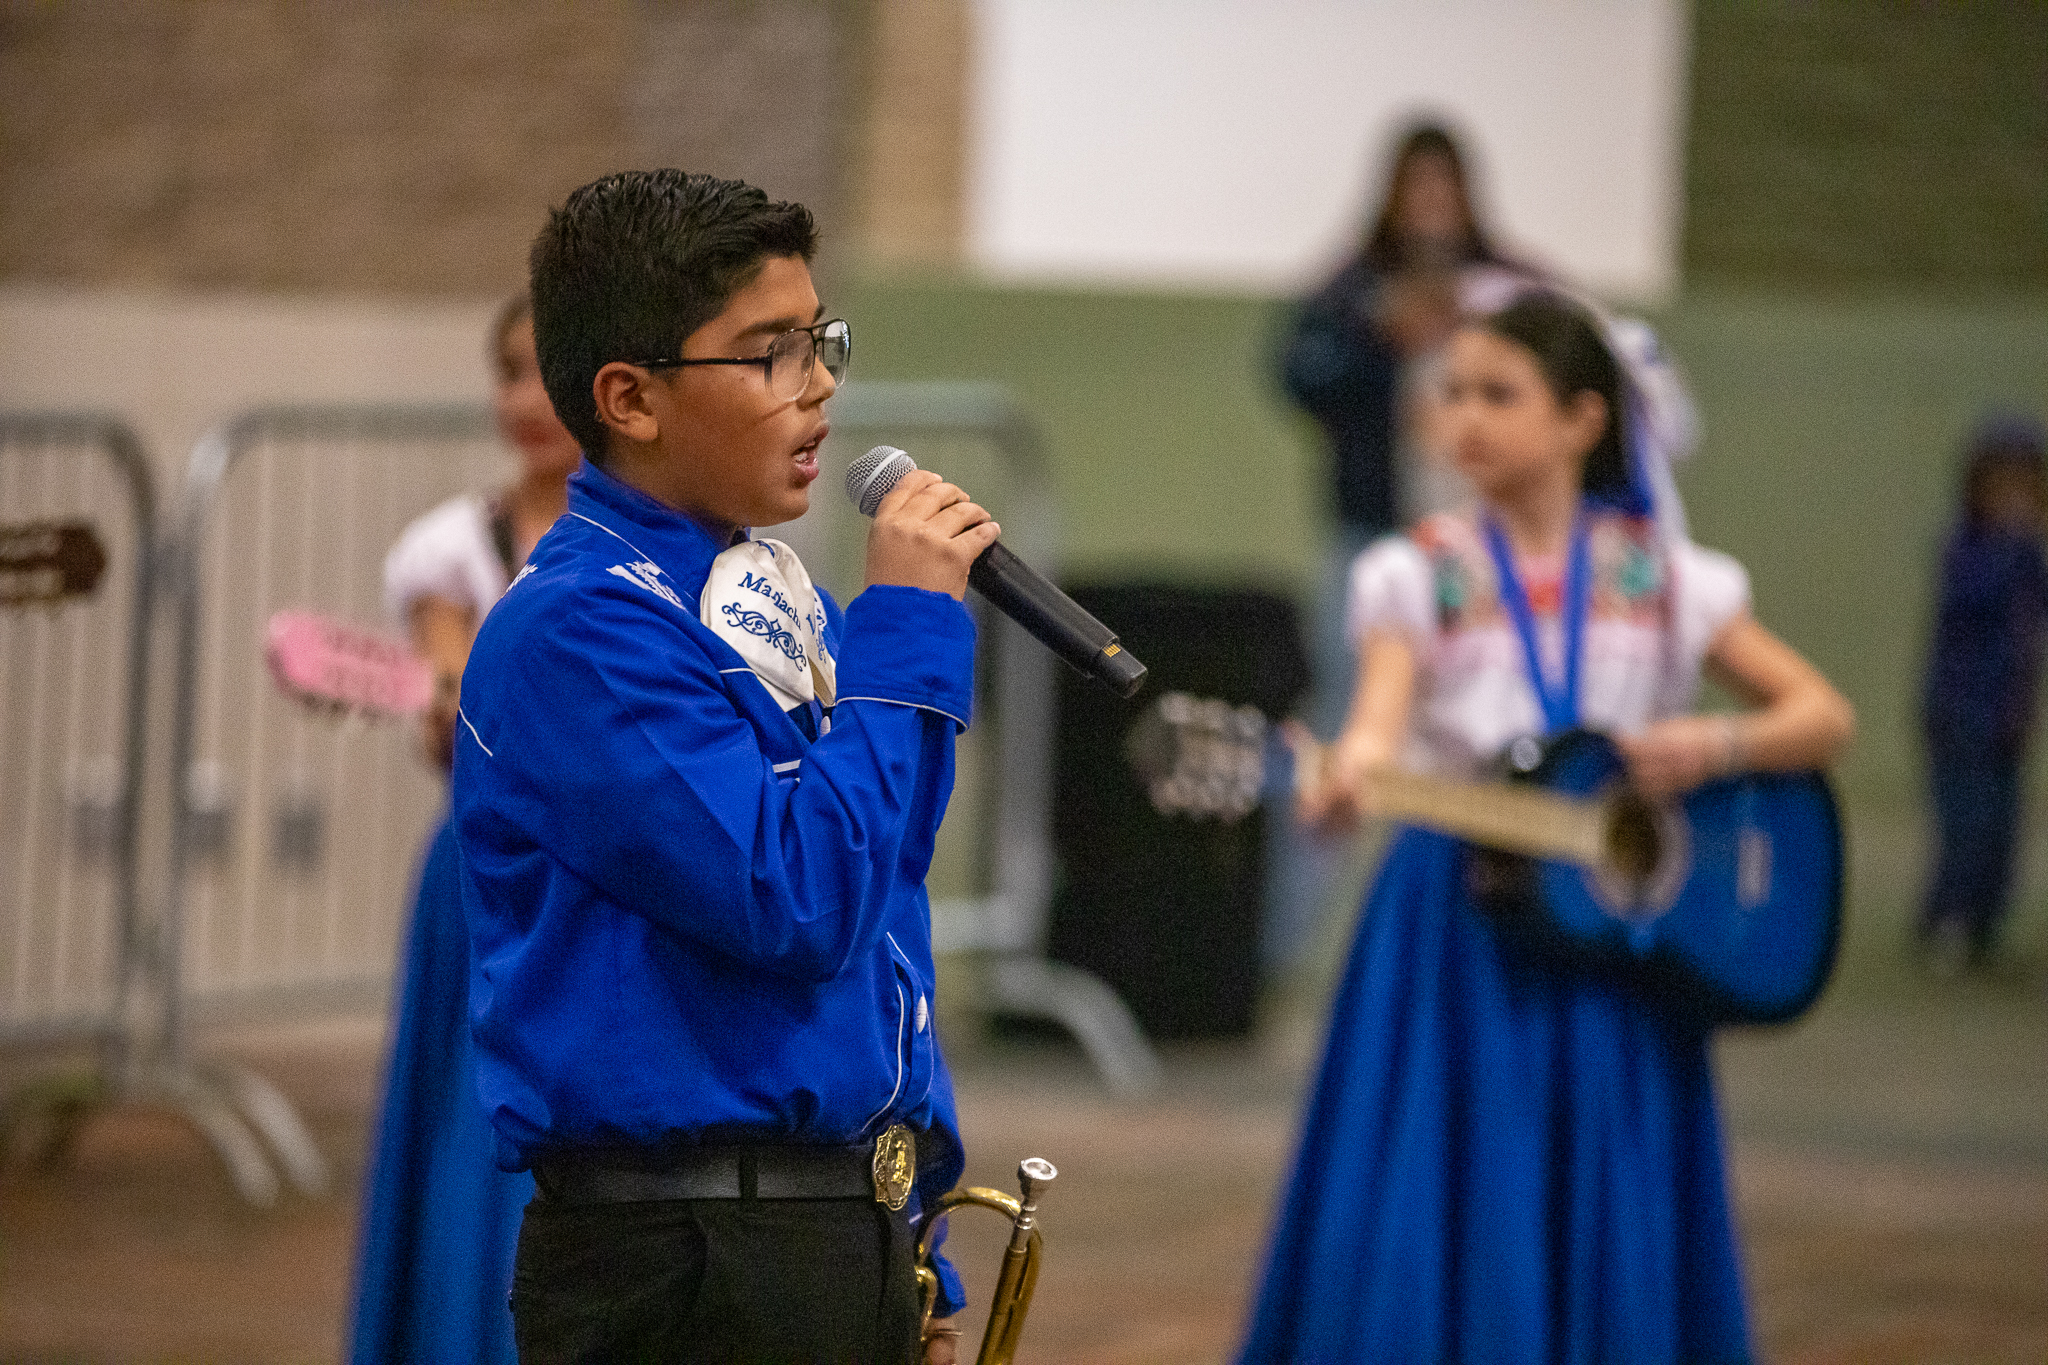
[534,1125,915,1206]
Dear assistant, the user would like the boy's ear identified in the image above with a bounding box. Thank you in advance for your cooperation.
[591,362,664,446]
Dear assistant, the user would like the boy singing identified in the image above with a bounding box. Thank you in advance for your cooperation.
[452,170,994,1363]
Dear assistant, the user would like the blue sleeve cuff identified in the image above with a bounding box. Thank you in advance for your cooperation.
[910,1202,967,1318]
[835,585,978,730]
[931,1247,968,1319]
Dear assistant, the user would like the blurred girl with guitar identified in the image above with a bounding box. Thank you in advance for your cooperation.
[1238,293,1854,1364]
[348,294,581,1365]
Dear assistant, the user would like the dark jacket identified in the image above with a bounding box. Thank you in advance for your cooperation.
[1278,256,1403,535]
[1923,523,2048,745]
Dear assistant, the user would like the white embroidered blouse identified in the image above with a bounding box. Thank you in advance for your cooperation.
[1346,510,1751,776]
[382,494,510,628]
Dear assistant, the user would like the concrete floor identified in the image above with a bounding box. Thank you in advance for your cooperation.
[0,954,2042,1365]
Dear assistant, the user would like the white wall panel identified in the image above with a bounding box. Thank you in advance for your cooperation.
[969,0,1689,301]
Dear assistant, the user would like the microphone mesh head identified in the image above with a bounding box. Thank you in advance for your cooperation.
[845,445,917,517]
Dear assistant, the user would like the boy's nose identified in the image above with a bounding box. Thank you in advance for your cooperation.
[808,359,837,404]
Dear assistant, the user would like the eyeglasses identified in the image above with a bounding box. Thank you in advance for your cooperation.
[630,318,850,402]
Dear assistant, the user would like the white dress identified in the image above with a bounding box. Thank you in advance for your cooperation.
[382,494,509,627]
[1346,509,1751,774]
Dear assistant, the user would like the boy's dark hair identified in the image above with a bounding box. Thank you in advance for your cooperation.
[1476,293,1631,506]
[528,170,818,459]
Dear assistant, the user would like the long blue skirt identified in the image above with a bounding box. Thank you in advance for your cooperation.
[1239,829,1752,1365]
[349,817,532,1365]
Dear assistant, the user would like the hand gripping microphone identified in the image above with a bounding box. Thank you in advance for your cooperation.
[845,446,1148,698]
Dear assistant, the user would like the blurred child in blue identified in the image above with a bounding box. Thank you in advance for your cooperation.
[348,293,577,1365]
[1238,293,1854,1364]
[1918,412,2048,972]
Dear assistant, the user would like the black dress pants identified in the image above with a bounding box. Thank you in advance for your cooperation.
[510,1193,922,1364]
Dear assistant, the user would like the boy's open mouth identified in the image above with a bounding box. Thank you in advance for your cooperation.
[793,424,827,480]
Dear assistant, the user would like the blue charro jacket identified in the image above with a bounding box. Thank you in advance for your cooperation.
[451,459,972,1310]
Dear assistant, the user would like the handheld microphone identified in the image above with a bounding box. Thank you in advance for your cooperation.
[845,446,1148,698]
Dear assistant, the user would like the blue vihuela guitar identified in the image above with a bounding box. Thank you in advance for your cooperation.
[1127,692,1843,1025]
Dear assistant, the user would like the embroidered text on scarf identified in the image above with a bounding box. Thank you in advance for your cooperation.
[700,539,837,710]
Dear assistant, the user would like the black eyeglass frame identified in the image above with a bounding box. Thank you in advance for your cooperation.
[625,318,851,398]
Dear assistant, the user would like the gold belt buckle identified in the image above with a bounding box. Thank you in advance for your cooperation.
[871,1123,915,1210]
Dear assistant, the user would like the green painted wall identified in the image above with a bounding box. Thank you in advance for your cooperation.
[840,279,1316,590]
[1685,3,2048,292]
[845,276,2048,813]
[1658,294,2048,807]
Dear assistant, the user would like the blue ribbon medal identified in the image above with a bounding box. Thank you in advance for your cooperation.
[1482,513,1593,736]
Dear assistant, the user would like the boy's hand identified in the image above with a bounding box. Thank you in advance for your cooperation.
[921,1314,962,1364]
[862,469,1000,601]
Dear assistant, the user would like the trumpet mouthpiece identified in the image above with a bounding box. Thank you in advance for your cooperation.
[1017,1157,1057,1203]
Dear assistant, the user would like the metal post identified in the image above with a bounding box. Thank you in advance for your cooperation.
[832,383,1161,1096]
[156,404,496,1203]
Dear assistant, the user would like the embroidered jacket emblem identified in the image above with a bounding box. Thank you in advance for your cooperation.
[606,560,685,611]
[719,601,806,664]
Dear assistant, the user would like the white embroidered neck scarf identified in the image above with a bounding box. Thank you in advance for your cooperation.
[700,538,836,711]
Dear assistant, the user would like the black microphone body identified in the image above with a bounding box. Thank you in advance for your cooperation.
[968,539,1148,697]
[845,446,1148,698]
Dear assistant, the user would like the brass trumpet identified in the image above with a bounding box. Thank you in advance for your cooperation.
[915,1156,1057,1365]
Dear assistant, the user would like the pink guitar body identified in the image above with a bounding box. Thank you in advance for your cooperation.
[265,610,434,718]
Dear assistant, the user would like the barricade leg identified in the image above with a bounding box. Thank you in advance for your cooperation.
[986,953,1164,1098]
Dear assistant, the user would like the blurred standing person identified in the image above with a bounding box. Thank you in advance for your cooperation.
[1268,122,1539,968]
[1918,413,2048,973]
[348,293,579,1365]
[1280,122,1530,737]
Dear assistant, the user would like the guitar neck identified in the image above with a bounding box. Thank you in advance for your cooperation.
[1131,695,1611,867]
[1337,759,1609,867]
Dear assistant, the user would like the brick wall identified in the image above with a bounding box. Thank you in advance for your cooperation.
[17,3,2043,300]
[0,1,635,295]
[1685,3,2048,292]
[846,0,968,269]
[632,0,857,269]
[0,0,967,296]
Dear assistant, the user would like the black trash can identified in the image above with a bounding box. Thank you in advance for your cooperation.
[1042,581,1309,1040]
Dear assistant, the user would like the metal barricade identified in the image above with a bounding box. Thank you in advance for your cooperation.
[822,383,1160,1096]
[0,414,158,1170]
[163,405,508,1202]
[0,414,154,1052]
